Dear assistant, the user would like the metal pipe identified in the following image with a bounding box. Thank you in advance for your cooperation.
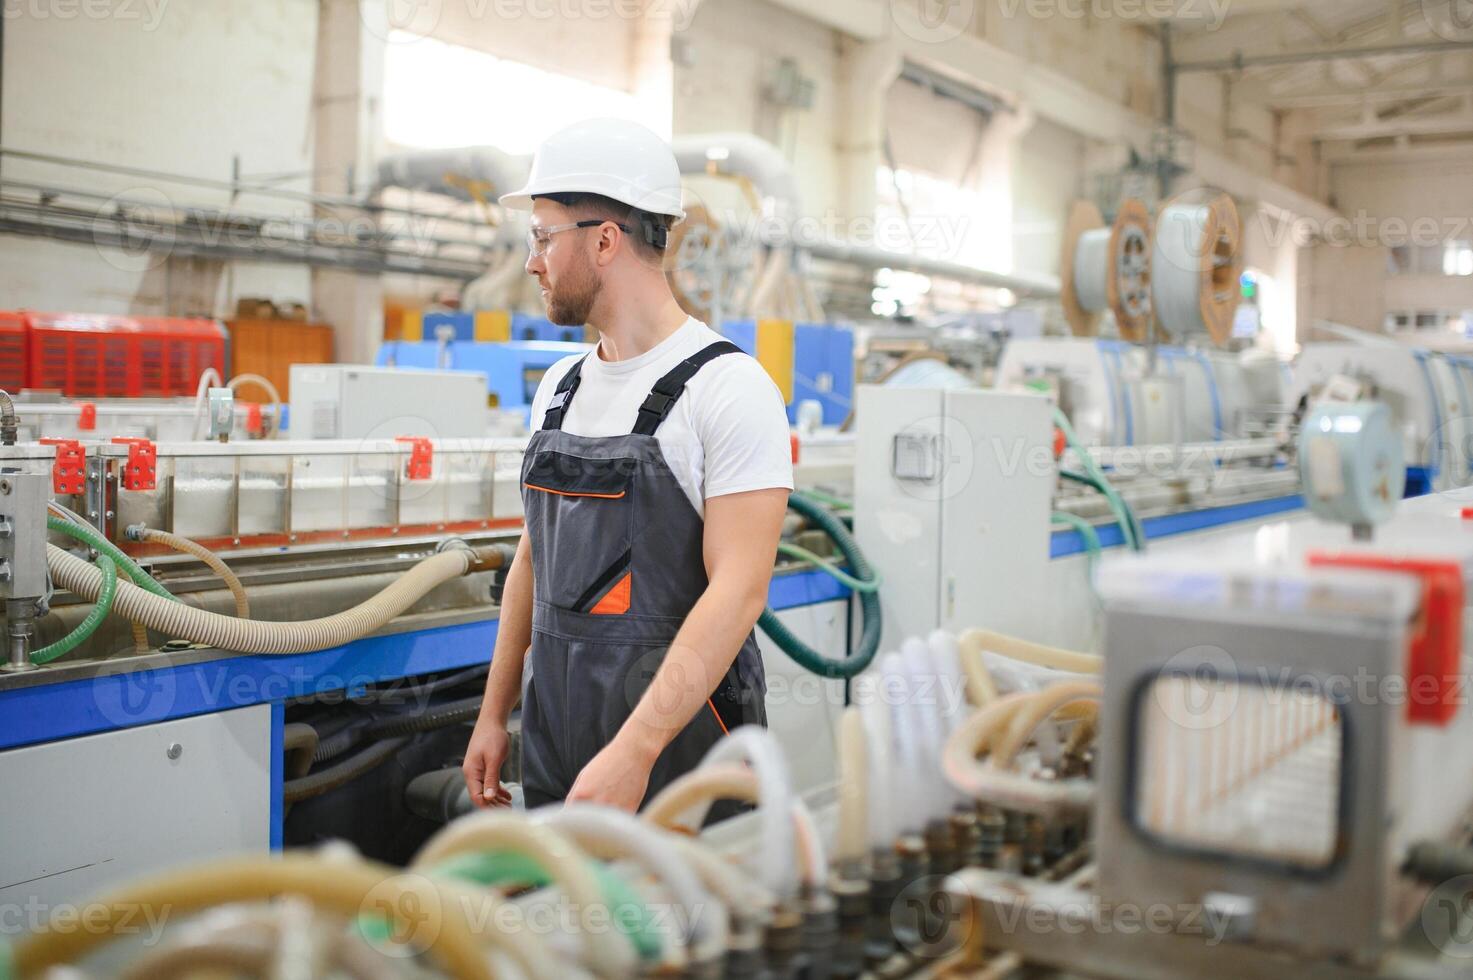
[1173,39,1473,73]
[4,597,34,672]
[0,389,16,446]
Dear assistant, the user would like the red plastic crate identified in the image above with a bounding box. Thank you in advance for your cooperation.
[23,313,226,398]
[0,313,25,391]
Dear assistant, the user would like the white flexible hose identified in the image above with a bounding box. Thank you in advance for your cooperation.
[412,810,636,977]
[699,727,799,903]
[881,651,929,835]
[189,367,224,440]
[834,706,868,866]
[668,838,774,925]
[536,805,723,965]
[228,372,284,438]
[790,799,828,891]
[47,544,470,655]
[856,673,897,849]
[902,638,952,818]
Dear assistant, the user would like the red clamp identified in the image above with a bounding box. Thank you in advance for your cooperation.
[245,403,263,436]
[395,437,433,481]
[77,402,97,431]
[1307,552,1463,726]
[39,439,86,495]
[110,437,157,491]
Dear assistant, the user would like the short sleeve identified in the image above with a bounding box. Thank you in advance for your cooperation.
[694,356,795,499]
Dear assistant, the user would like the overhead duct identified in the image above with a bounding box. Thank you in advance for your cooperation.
[672,132,803,218]
[673,132,1060,299]
[374,146,532,203]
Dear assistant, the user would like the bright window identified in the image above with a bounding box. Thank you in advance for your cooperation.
[1444,241,1473,278]
[383,32,660,152]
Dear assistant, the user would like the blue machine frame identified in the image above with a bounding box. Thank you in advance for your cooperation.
[378,339,591,422]
[0,569,851,848]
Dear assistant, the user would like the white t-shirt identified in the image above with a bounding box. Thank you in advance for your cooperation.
[528,317,794,518]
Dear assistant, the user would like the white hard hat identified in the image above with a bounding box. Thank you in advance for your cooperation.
[499,118,686,222]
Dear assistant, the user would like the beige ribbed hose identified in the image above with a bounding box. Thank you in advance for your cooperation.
[958,628,1103,675]
[47,545,470,655]
[12,855,495,980]
[131,527,250,618]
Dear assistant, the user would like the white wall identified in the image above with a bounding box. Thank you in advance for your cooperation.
[1330,153,1473,322]
[673,0,843,218]
[1014,118,1087,280]
[0,1,316,316]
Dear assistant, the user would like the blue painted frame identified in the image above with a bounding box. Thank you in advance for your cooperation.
[1050,494,1304,558]
[0,568,854,848]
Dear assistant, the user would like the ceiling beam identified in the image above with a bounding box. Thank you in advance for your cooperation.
[1173,38,1473,72]
[1315,108,1473,140]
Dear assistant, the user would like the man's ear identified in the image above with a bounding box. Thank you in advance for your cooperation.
[594,223,622,267]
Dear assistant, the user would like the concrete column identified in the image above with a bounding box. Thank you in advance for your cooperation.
[834,36,903,225]
[630,0,676,136]
[311,0,386,365]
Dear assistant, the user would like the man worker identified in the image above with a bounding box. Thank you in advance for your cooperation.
[462,118,794,813]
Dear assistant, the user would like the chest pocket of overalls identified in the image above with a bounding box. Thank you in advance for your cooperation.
[523,450,636,614]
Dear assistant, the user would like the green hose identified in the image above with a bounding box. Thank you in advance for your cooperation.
[31,555,116,666]
[1051,511,1101,588]
[758,491,882,679]
[1052,406,1145,551]
[776,542,881,593]
[797,487,851,510]
[46,515,176,601]
[1059,470,1145,551]
[357,851,662,962]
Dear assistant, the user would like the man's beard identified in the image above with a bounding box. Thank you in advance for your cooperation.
[545,253,600,326]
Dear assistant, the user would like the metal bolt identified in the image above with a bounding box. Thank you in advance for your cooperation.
[167,743,183,760]
[0,480,10,494]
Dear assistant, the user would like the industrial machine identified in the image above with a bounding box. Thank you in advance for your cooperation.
[1292,342,1473,496]
[288,363,492,439]
[376,338,590,427]
[12,394,1473,978]
[0,386,865,945]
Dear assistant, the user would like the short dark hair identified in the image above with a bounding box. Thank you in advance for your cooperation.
[533,191,671,256]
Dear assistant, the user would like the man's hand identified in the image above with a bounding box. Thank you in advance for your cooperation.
[565,736,655,812]
[462,715,513,808]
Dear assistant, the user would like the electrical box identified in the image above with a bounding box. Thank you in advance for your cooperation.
[854,385,1054,651]
[289,364,489,439]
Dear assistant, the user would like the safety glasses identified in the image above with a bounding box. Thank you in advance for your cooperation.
[526,219,633,257]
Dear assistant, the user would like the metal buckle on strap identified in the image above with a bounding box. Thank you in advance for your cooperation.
[549,390,569,410]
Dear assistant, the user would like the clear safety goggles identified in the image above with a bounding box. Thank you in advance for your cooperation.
[526,219,632,257]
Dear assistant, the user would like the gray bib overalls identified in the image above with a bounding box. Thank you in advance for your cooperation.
[518,340,769,812]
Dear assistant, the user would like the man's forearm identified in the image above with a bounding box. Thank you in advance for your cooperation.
[481,539,534,726]
[614,577,768,762]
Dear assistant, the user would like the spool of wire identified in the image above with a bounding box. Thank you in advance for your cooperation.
[1150,192,1244,347]
[1061,199,1153,341]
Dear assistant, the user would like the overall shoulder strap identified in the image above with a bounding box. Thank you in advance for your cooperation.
[540,354,591,431]
[631,341,744,436]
